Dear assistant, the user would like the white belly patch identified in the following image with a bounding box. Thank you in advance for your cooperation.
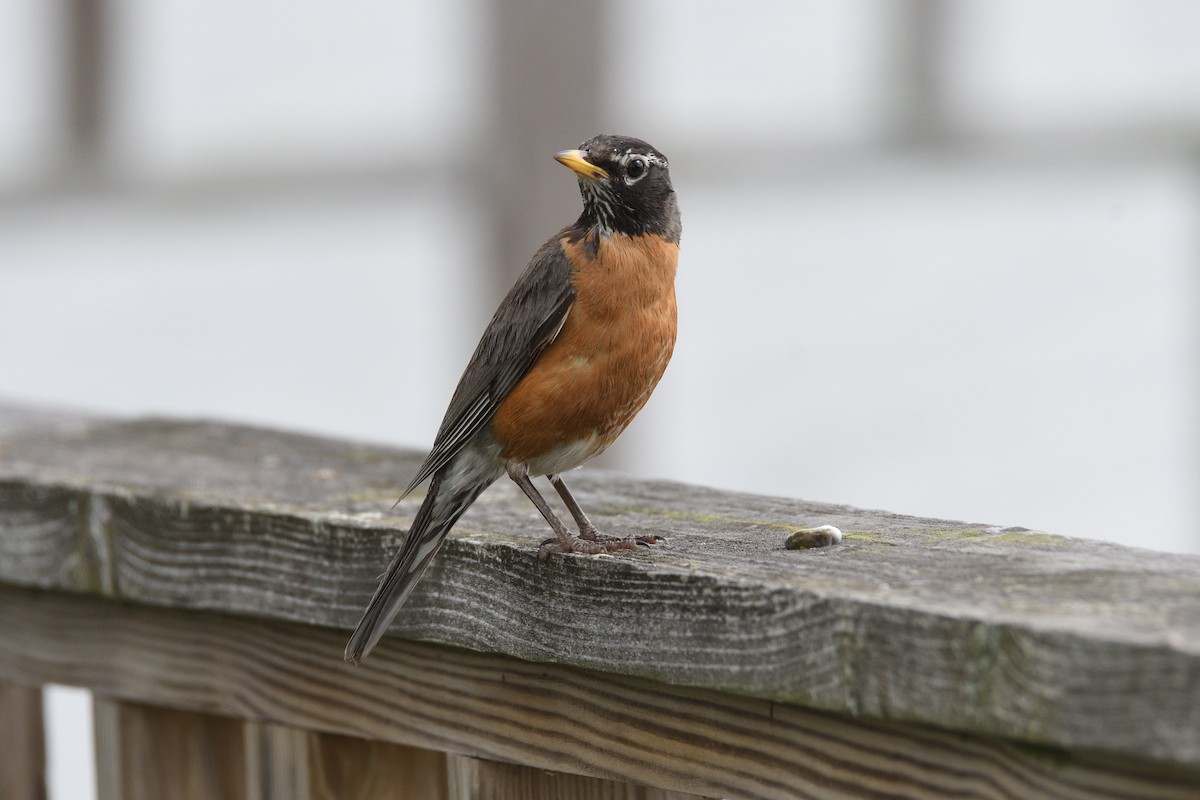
[517,433,607,477]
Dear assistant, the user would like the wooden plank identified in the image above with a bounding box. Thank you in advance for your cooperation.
[0,403,90,437]
[306,732,448,800]
[2,587,1195,800]
[1,415,1199,767]
[448,755,711,800]
[0,682,46,800]
[243,722,310,800]
[243,722,449,800]
[2,415,1200,769]
[95,699,399,800]
[94,698,245,800]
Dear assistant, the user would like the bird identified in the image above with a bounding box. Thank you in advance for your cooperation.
[344,134,680,665]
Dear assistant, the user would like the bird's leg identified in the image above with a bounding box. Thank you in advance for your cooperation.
[550,474,664,548]
[509,473,654,559]
[509,473,574,543]
[548,474,602,539]
[510,473,617,558]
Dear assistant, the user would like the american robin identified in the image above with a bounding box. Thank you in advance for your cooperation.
[345,134,680,665]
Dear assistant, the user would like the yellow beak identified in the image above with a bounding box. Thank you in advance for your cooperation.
[554,149,609,181]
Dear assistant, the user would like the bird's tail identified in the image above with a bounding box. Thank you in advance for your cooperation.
[344,466,493,665]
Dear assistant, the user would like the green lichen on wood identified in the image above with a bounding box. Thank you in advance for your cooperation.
[621,506,828,533]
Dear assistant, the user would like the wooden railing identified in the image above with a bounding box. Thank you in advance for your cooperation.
[1,404,1197,799]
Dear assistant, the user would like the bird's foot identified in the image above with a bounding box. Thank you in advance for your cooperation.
[578,524,663,546]
[538,531,664,560]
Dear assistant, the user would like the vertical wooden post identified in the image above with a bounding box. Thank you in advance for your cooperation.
[0,683,46,800]
[243,723,310,800]
[94,698,246,800]
[304,731,449,800]
[63,0,108,171]
[447,755,711,800]
[485,0,604,291]
[94,700,449,800]
[887,0,951,145]
[244,722,450,800]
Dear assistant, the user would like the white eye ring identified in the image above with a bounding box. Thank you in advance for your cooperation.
[625,157,649,184]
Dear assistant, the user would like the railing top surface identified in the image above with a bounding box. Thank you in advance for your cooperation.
[1,403,1198,765]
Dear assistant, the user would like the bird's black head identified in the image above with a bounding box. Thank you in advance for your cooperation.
[555,134,680,244]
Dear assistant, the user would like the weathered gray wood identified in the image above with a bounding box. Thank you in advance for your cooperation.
[0,401,91,436]
[2,586,1197,800]
[0,682,46,800]
[0,411,1198,772]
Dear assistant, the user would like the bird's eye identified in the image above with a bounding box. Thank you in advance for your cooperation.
[626,157,647,179]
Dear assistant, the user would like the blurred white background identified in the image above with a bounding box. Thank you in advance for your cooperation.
[2,2,1198,797]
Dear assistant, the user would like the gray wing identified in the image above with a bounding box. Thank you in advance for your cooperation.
[401,231,577,496]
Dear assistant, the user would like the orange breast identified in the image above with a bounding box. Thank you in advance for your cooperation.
[492,231,679,467]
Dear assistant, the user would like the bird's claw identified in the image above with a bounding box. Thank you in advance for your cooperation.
[537,532,664,560]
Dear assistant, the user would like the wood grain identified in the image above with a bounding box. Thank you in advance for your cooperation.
[1,412,1199,769]
[0,682,46,800]
[2,587,1195,800]
[94,698,245,800]
[244,723,311,800]
[448,756,710,800]
[306,732,448,800]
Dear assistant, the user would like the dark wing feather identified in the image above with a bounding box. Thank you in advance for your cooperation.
[401,231,577,496]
